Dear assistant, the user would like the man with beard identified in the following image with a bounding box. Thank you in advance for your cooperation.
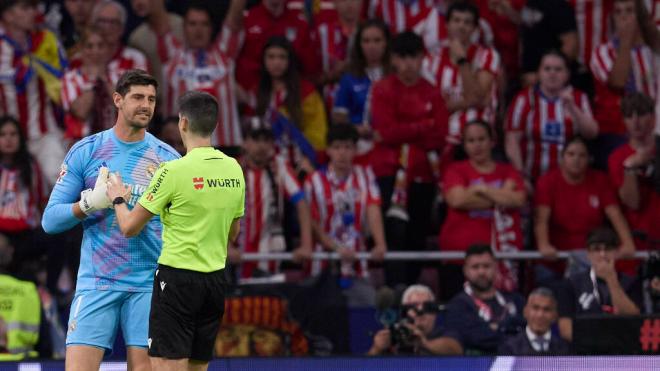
[42,70,180,371]
[443,244,525,354]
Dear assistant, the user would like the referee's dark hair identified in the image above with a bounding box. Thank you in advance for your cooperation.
[178,91,218,137]
[115,69,158,97]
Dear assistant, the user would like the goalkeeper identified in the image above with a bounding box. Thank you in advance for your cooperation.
[41,70,180,371]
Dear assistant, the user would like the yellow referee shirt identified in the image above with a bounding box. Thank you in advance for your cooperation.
[139,147,245,272]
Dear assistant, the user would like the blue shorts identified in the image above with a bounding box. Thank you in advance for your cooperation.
[66,290,151,352]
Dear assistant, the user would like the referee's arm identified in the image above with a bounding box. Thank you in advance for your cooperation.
[113,203,155,237]
[229,218,241,243]
[106,173,156,237]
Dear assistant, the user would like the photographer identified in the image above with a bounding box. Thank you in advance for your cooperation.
[367,285,462,355]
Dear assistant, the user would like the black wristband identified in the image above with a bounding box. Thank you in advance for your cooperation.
[456,57,468,66]
[112,196,126,206]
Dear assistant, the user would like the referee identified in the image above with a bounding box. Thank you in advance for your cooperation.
[107,91,245,370]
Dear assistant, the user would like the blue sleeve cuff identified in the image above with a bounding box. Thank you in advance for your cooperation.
[289,191,305,204]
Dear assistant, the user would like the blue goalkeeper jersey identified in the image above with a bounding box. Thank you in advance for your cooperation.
[43,128,180,292]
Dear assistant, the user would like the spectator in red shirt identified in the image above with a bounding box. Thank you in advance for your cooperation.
[252,36,328,176]
[505,50,598,185]
[439,121,526,297]
[236,0,320,92]
[0,116,67,295]
[590,0,660,169]
[534,136,635,279]
[608,93,660,269]
[369,31,448,287]
[61,26,115,142]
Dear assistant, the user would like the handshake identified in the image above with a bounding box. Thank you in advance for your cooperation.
[78,167,131,215]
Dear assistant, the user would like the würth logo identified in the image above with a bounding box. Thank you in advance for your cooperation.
[193,177,204,190]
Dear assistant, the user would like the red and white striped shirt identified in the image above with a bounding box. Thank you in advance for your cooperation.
[160,25,243,147]
[591,41,657,97]
[240,156,305,278]
[304,165,381,278]
[0,162,46,233]
[590,40,657,134]
[369,0,446,53]
[315,12,355,109]
[423,44,500,141]
[567,0,614,66]
[61,69,116,139]
[645,0,660,29]
[61,69,94,113]
[316,18,352,75]
[506,86,593,180]
[0,27,61,140]
[69,46,148,86]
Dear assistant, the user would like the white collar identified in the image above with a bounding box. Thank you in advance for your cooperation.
[526,326,551,351]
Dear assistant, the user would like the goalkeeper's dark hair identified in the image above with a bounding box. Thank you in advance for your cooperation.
[115,69,158,97]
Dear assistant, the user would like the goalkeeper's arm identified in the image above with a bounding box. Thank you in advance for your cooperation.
[43,167,112,233]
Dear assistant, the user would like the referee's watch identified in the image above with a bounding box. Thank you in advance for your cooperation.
[112,196,126,207]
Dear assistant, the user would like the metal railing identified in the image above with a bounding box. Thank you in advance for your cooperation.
[239,251,651,262]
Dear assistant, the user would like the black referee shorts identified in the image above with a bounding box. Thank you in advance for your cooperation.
[148,264,227,361]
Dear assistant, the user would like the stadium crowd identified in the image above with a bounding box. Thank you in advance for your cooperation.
[0,0,660,359]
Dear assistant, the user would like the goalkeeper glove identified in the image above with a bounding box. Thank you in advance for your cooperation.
[79,166,112,215]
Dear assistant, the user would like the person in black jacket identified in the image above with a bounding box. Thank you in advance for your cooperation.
[443,244,525,354]
[499,287,570,355]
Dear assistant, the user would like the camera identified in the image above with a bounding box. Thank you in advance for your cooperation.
[389,317,415,353]
[386,301,443,353]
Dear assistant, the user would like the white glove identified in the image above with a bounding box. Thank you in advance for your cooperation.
[79,167,112,215]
